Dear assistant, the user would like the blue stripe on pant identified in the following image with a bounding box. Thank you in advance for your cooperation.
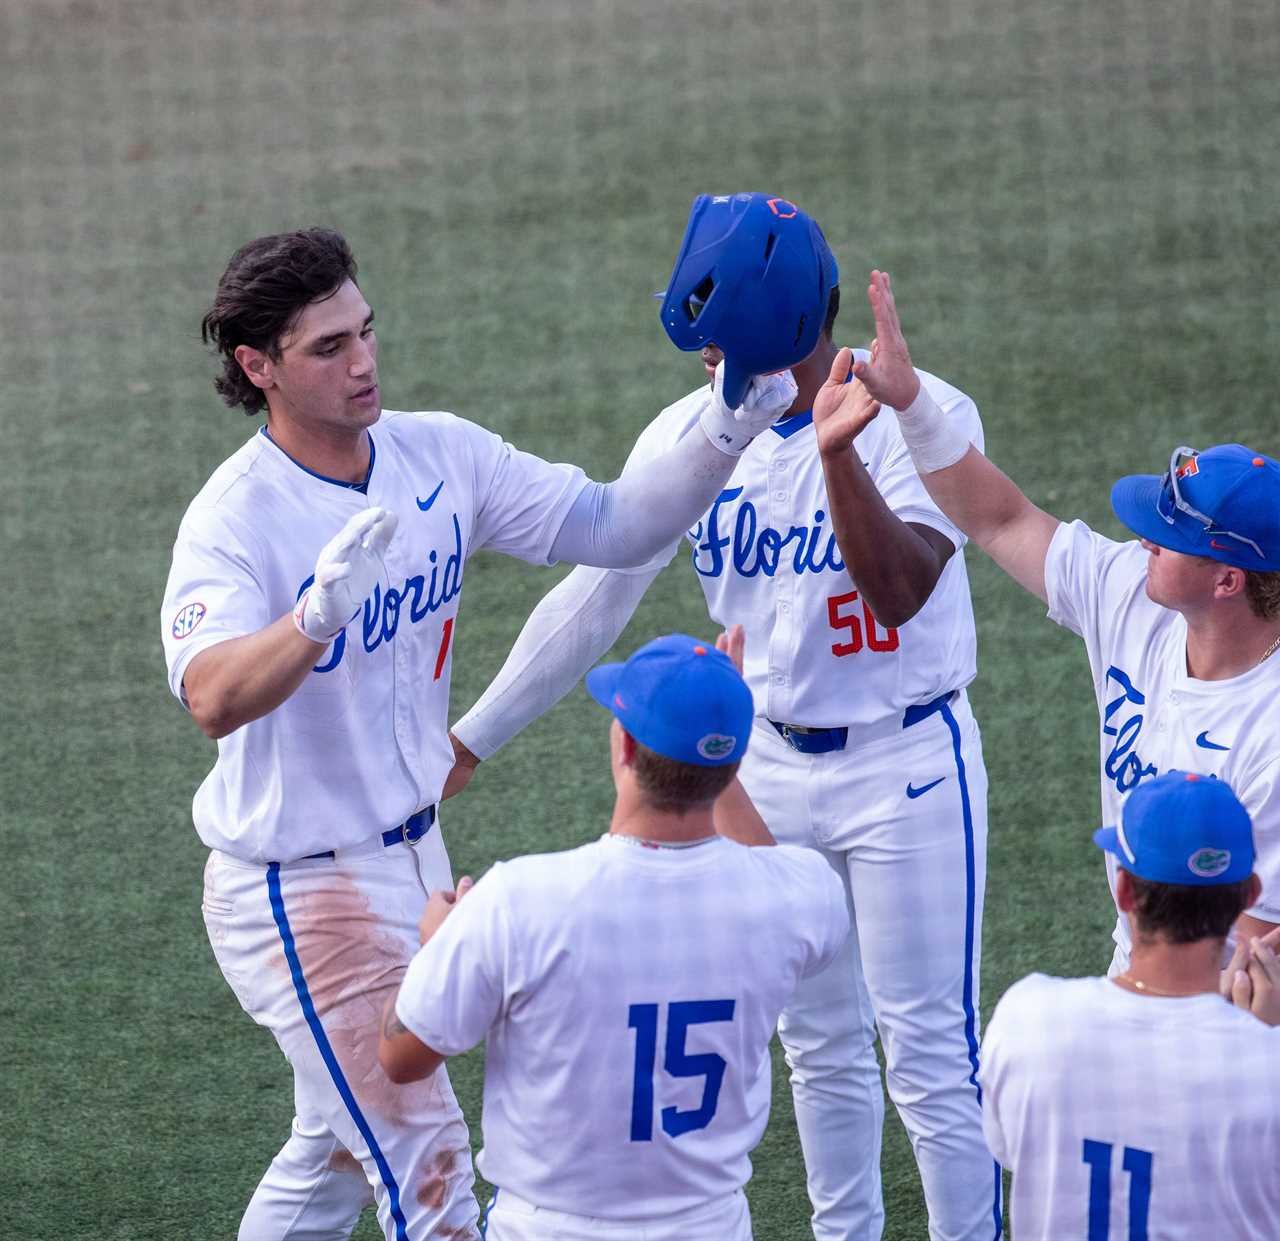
[937,702,1003,1240]
[266,862,412,1241]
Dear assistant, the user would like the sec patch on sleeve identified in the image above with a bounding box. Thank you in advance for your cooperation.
[171,601,207,640]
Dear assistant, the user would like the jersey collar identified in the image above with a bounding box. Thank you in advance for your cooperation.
[770,364,853,439]
[259,425,375,494]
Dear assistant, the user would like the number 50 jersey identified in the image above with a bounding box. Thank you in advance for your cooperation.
[625,352,984,730]
[395,835,849,1217]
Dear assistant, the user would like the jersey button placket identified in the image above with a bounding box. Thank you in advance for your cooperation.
[766,449,797,720]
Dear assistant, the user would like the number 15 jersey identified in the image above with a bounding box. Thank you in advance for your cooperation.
[623,352,984,729]
[395,835,849,1218]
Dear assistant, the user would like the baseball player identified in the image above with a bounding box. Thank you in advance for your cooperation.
[981,771,1280,1240]
[160,227,799,1241]
[847,268,1280,970]
[449,195,1002,1240]
[380,633,852,1241]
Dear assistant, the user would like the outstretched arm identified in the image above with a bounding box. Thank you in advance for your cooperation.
[549,367,796,568]
[848,272,1061,603]
[445,561,664,797]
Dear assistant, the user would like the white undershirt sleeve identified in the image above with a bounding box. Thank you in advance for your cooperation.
[547,413,735,567]
[451,560,668,759]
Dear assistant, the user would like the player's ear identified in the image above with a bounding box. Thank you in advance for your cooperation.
[613,721,638,768]
[1114,867,1136,913]
[1245,873,1263,909]
[234,344,274,392]
[1211,564,1247,603]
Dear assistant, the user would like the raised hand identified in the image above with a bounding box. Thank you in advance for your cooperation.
[850,270,922,412]
[295,507,398,642]
[811,347,881,456]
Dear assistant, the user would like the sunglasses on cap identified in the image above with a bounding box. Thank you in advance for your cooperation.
[1156,445,1267,562]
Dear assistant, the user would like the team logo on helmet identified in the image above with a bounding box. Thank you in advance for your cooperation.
[172,601,207,640]
[697,733,736,760]
[1187,847,1231,878]
[766,197,798,219]
[1176,457,1200,480]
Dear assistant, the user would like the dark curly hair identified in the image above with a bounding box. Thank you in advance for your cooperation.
[200,227,359,415]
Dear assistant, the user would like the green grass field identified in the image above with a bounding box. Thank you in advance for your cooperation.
[4,0,1280,1236]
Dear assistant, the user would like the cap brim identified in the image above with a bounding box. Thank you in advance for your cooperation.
[585,664,623,713]
[1093,825,1123,860]
[1109,473,1189,549]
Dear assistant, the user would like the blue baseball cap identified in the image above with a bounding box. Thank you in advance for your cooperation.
[1110,443,1280,571]
[585,633,754,766]
[1093,771,1255,885]
[659,192,839,410]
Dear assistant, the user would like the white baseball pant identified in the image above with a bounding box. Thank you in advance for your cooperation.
[739,690,1001,1241]
[201,825,480,1241]
[480,1187,752,1240]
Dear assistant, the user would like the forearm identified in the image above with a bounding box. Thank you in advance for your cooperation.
[378,990,446,1083]
[819,448,946,627]
[549,420,736,568]
[713,777,775,846]
[182,614,327,739]
[920,448,1058,601]
[895,387,1059,602]
[452,564,656,758]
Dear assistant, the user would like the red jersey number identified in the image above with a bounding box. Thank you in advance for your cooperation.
[827,590,899,656]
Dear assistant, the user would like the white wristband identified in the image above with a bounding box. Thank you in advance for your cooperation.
[895,384,972,474]
[293,589,341,644]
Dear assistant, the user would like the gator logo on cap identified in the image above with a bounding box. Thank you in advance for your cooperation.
[1187,847,1230,878]
[697,733,736,760]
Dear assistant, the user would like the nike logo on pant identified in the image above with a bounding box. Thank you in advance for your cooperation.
[416,481,445,511]
[906,777,946,799]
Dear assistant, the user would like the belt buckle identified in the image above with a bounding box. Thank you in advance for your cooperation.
[402,806,435,846]
[779,723,805,752]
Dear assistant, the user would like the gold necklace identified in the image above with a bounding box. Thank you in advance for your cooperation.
[1261,632,1280,665]
[1114,973,1208,998]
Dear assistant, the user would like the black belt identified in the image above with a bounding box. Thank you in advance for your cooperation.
[770,692,956,755]
[302,805,437,861]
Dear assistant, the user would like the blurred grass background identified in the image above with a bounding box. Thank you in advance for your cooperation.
[3,0,1279,1236]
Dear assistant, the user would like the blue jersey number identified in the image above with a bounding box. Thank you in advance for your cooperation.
[1082,1139,1153,1240]
[627,1000,735,1141]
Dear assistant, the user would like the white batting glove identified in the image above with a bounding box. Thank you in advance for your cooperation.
[293,508,399,643]
[699,362,799,456]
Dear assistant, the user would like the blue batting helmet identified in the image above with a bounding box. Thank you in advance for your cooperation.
[659,193,838,409]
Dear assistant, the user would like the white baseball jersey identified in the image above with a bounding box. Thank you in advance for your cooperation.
[1045,520,1280,952]
[981,973,1280,1239]
[160,413,586,862]
[394,835,850,1219]
[622,354,984,728]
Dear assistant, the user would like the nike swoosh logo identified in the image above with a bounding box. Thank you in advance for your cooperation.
[1196,731,1230,752]
[1210,539,1232,551]
[906,777,946,799]
[416,481,444,512]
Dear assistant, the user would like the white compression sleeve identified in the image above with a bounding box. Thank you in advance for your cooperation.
[451,562,664,759]
[547,412,735,567]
